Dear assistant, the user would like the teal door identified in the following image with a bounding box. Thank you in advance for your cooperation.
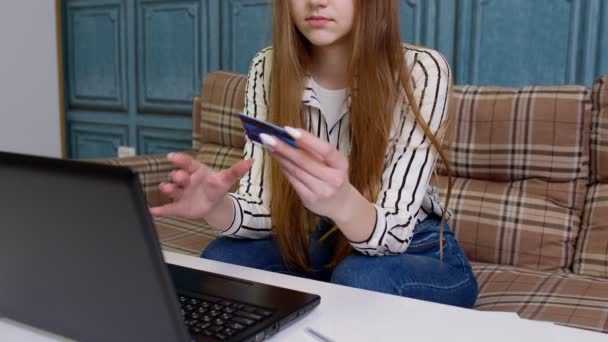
[64,0,224,159]
[63,0,608,159]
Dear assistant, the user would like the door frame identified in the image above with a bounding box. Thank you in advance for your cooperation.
[55,0,67,158]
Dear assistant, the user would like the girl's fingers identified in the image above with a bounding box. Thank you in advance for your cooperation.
[171,170,190,187]
[281,164,314,200]
[265,136,337,183]
[150,204,178,217]
[283,127,348,169]
[159,182,184,200]
[219,159,254,185]
[274,154,324,194]
[168,152,206,174]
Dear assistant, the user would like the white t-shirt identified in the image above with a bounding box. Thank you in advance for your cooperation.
[310,77,348,130]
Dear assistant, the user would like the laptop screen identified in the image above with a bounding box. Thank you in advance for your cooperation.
[0,152,188,342]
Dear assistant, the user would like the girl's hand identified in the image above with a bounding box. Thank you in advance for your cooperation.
[149,153,252,220]
[260,128,354,221]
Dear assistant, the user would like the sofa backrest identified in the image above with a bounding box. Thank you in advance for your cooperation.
[195,71,594,272]
[574,76,608,277]
[193,71,248,179]
[433,85,592,271]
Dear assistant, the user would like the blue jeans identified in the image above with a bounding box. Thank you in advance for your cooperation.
[201,216,478,308]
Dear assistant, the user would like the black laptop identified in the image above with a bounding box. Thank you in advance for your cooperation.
[0,151,320,342]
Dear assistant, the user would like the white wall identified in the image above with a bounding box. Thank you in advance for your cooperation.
[0,0,62,158]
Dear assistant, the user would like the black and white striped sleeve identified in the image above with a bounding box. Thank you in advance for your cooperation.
[349,48,451,255]
[217,48,273,239]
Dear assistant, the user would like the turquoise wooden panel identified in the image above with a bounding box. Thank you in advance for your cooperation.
[66,0,127,111]
[64,0,608,159]
[399,0,420,44]
[69,122,128,159]
[456,0,575,86]
[135,112,193,152]
[221,0,271,74]
[135,114,193,131]
[137,127,192,155]
[434,0,457,67]
[577,0,608,85]
[137,0,209,114]
[398,0,456,70]
[600,0,608,79]
[67,110,130,126]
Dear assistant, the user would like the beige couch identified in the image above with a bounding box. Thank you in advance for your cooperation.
[100,72,608,334]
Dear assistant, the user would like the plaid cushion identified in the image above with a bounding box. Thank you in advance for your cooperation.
[573,76,608,278]
[438,85,591,181]
[473,262,608,333]
[94,154,192,207]
[574,184,608,278]
[434,176,586,271]
[154,216,220,256]
[194,71,247,151]
[196,143,243,171]
[433,85,592,271]
[196,144,243,193]
[590,76,608,182]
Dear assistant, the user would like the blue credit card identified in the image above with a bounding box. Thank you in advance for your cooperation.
[239,113,297,148]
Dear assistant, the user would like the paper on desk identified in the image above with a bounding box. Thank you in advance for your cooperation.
[0,319,73,342]
[455,317,607,342]
[546,322,607,342]
[307,307,543,342]
[476,310,520,320]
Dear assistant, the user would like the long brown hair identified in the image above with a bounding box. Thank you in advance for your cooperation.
[269,0,453,271]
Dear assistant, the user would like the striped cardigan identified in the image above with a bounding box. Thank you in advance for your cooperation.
[218,44,451,256]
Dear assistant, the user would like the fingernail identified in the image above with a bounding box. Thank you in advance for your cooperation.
[260,133,277,147]
[284,126,302,139]
[167,152,175,160]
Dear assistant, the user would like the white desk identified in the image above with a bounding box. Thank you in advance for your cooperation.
[2,251,606,341]
[163,252,607,342]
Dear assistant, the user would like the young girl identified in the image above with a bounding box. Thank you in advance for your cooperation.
[151,0,478,308]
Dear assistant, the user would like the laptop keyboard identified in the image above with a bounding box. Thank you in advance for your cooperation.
[178,293,274,340]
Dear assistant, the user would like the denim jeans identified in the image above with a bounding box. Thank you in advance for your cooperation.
[201,215,478,308]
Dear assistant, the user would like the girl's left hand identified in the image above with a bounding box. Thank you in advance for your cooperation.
[260,128,354,221]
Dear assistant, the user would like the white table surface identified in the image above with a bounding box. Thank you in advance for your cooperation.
[2,251,606,341]
[162,252,607,342]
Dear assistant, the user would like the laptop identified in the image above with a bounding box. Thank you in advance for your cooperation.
[0,151,320,342]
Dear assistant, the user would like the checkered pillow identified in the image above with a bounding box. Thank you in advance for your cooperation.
[437,86,591,181]
[434,176,587,271]
[434,85,592,271]
[194,71,247,151]
[473,262,608,333]
[590,77,608,182]
[194,71,250,193]
[96,153,195,207]
[574,76,608,277]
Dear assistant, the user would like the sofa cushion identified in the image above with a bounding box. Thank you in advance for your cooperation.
[154,216,220,256]
[433,85,592,271]
[473,262,608,333]
[196,143,243,193]
[194,71,247,151]
[574,76,608,278]
[434,176,586,271]
[590,76,608,182]
[98,153,191,207]
[574,185,608,278]
[196,143,243,171]
[438,85,591,182]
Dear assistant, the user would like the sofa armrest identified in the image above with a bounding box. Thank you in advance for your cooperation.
[91,151,196,207]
